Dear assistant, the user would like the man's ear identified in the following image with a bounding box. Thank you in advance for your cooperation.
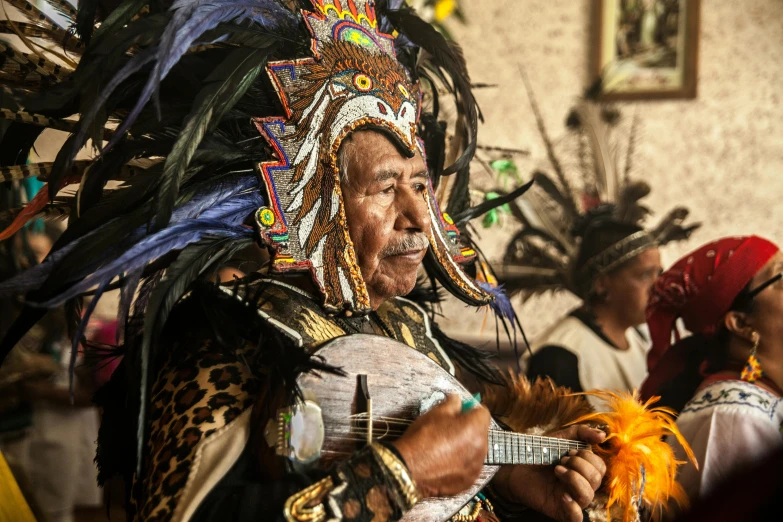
[724,311,755,343]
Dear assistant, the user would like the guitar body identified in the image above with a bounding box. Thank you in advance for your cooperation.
[297,334,500,522]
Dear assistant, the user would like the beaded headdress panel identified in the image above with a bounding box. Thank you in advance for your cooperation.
[254,0,489,314]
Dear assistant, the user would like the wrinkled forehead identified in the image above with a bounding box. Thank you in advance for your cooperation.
[340,128,427,182]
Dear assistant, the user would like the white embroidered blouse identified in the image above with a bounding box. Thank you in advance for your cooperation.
[669,380,783,501]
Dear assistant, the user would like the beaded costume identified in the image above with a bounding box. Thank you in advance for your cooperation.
[0,1,524,521]
[0,2,694,521]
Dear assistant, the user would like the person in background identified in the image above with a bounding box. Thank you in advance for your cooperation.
[0,220,102,522]
[497,88,697,405]
[641,236,783,503]
[525,214,661,400]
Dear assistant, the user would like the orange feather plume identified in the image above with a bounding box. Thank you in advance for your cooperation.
[569,390,697,522]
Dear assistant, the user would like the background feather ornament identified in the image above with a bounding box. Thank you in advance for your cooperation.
[569,390,698,522]
[494,78,700,301]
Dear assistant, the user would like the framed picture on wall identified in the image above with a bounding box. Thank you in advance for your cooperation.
[592,0,700,100]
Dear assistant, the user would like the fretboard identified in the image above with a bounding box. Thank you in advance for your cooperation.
[485,430,590,465]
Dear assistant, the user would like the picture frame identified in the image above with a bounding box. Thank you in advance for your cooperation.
[591,0,701,100]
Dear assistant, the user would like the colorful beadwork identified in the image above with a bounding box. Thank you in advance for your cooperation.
[256,207,276,228]
[251,0,493,313]
[741,352,764,383]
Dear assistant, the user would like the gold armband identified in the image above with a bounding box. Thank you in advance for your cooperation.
[283,476,334,522]
[370,443,420,511]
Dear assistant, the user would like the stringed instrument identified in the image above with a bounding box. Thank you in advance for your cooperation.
[265,334,590,522]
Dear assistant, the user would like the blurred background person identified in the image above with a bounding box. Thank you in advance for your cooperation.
[642,236,783,503]
[0,180,102,522]
[525,213,662,398]
[497,92,697,406]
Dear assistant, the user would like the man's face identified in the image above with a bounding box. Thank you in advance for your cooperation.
[340,130,431,308]
[601,247,662,326]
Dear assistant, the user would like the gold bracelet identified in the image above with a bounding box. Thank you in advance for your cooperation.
[283,476,333,522]
[370,443,421,510]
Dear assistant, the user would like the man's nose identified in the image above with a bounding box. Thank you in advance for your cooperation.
[397,190,431,232]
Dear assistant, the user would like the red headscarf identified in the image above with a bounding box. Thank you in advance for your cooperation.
[640,236,779,400]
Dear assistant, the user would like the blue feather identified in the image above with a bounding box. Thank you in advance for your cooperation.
[171,175,259,221]
[0,227,100,294]
[0,177,261,296]
[478,282,516,322]
[198,191,263,223]
[106,1,298,152]
[32,221,252,307]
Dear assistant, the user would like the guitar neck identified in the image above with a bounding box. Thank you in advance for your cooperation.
[485,430,590,465]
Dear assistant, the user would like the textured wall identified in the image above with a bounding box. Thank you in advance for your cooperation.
[436,0,783,346]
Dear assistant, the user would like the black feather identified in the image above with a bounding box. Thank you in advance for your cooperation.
[615,180,651,225]
[453,178,535,226]
[386,6,480,177]
[503,230,567,270]
[75,0,99,44]
[531,171,578,223]
[153,46,270,232]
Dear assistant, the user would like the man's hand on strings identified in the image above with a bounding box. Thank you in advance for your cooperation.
[492,425,606,522]
[392,394,491,498]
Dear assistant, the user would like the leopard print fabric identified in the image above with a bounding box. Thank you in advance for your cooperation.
[133,337,260,521]
[133,280,452,521]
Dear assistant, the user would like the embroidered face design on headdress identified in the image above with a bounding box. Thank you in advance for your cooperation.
[254,0,491,314]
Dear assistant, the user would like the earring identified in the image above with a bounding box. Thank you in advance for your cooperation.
[741,334,764,383]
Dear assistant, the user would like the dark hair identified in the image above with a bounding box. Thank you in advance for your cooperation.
[572,205,645,303]
[656,283,755,412]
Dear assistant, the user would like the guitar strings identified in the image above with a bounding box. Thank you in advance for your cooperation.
[348,413,587,446]
[325,427,590,450]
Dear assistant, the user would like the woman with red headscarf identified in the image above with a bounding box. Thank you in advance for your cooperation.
[641,235,783,502]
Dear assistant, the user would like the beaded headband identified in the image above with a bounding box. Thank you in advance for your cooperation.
[574,230,658,298]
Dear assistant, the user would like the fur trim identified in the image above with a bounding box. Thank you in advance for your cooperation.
[481,371,593,435]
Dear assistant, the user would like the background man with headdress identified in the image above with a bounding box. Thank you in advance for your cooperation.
[0,1,611,522]
[497,89,699,404]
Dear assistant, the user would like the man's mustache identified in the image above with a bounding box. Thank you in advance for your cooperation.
[381,234,430,257]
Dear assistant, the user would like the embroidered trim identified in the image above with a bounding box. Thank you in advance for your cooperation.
[681,381,783,421]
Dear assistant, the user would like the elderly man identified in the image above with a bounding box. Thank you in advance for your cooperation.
[0,1,604,522]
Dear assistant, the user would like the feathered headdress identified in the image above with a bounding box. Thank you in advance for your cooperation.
[0,0,529,353]
[497,78,700,301]
[0,0,527,469]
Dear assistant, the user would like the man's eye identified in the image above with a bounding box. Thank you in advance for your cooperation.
[413,183,426,194]
[381,185,395,194]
